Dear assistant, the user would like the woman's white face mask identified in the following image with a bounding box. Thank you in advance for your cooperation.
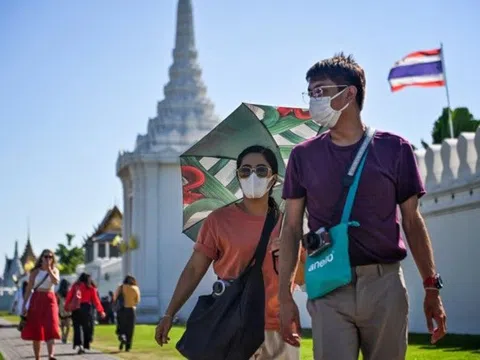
[239,173,274,199]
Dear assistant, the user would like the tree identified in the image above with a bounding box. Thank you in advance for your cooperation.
[55,234,84,275]
[432,107,480,144]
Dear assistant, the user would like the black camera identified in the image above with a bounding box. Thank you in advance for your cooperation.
[302,227,332,257]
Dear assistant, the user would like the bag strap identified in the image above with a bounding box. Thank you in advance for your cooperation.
[340,127,376,223]
[252,209,277,269]
[239,209,277,278]
[33,272,49,292]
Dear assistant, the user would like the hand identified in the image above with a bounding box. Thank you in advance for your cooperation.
[21,306,27,316]
[155,315,173,346]
[100,312,106,319]
[279,294,301,347]
[424,290,447,344]
[271,237,280,252]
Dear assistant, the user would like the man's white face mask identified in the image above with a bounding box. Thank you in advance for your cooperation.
[308,86,351,129]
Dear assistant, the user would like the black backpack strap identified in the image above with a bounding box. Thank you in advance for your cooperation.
[253,209,277,268]
[238,209,277,279]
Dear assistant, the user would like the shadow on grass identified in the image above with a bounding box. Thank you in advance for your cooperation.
[409,333,480,354]
[301,329,480,354]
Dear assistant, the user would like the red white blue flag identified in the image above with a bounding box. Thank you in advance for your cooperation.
[388,48,445,92]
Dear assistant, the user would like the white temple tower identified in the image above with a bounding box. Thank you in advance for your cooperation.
[116,0,219,323]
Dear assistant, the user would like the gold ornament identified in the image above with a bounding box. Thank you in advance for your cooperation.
[128,235,139,250]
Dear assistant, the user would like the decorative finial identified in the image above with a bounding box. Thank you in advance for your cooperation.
[175,0,195,53]
[14,240,19,259]
[27,216,31,241]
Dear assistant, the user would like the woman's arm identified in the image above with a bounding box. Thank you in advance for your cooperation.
[22,270,37,312]
[47,265,60,285]
[92,288,105,314]
[134,286,141,306]
[163,251,212,318]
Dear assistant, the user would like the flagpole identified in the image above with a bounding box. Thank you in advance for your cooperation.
[440,42,454,139]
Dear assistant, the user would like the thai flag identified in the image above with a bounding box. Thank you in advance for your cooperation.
[388,48,445,92]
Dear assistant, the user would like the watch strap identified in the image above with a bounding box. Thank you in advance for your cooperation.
[423,274,443,290]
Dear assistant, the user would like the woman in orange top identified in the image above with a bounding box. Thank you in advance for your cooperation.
[155,145,303,359]
[64,273,105,355]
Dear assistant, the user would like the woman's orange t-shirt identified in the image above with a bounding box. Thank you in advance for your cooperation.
[194,204,303,331]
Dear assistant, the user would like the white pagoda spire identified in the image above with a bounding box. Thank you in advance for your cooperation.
[134,0,218,154]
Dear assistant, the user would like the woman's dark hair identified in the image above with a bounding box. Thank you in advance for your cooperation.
[77,272,92,288]
[21,281,28,297]
[57,278,70,298]
[236,145,280,216]
[123,275,137,286]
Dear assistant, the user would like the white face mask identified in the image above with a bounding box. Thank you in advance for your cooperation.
[309,87,350,129]
[239,173,274,199]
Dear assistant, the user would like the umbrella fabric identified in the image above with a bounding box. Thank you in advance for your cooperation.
[180,103,323,241]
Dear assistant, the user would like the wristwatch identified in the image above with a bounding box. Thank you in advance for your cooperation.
[423,273,443,290]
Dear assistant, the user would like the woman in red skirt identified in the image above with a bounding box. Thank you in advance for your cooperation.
[21,249,61,360]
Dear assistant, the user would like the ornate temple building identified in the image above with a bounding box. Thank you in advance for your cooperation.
[76,205,123,296]
[21,236,36,270]
[1,241,24,287]
[82,205,122,263]
[1,236,36,287]
[116,0,219,322]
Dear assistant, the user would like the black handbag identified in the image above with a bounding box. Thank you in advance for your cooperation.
[113,285,125,312]
[176,209,277,360]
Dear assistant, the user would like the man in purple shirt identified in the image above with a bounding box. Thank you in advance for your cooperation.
[278,53,447,360]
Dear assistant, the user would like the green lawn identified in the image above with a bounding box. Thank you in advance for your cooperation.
[2,312,479,359]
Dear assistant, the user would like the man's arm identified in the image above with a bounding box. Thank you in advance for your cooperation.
[400,194,447,342]
[278,197,306,301]
[400,195,436,280]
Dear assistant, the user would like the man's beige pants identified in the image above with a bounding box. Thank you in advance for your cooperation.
[307,263,409,360]
[250,330,300,360]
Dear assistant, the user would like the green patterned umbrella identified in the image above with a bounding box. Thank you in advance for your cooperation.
[180,103,324,241]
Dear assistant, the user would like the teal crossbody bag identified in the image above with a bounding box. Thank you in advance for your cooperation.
[304,127,376,300]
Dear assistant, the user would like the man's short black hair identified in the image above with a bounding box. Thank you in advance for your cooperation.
[306,52,366,110]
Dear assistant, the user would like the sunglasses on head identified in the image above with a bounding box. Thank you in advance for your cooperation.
[237,165,271,179]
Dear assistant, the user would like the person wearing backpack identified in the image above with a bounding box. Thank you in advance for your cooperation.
[65,273,106,354]
[11,280,28,316]
[114,275,140,352]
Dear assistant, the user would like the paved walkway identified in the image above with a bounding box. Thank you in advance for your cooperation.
[0,318,118,360]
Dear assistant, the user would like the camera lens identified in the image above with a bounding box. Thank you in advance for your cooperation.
[306,233,319,250]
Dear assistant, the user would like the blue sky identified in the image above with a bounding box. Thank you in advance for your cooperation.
[1,0,478,271]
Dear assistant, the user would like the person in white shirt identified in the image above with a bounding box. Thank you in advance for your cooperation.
[11,281,28,316]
